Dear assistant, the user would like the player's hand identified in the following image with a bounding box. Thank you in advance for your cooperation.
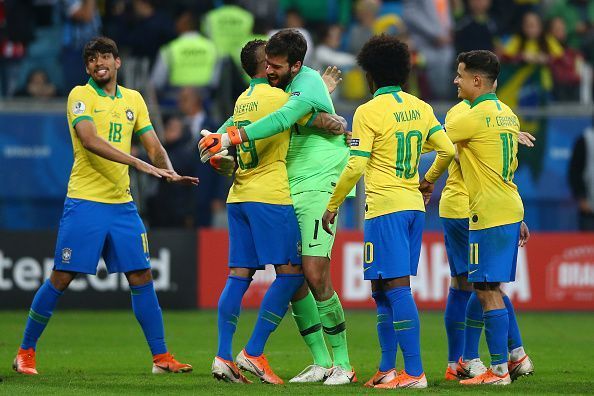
[165,171,199,186]
[344,130,352,146]
[321,66,342,94]
[322,209,337,236]
[209,150,235,177]
[198,130,229,162]
[134,158,175,179]
[418,178,434,206]
[519,221,530,247]
[518,131,536,147]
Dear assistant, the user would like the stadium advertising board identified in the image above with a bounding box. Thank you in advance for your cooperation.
[0,230,196,309]
[198,230,594,311]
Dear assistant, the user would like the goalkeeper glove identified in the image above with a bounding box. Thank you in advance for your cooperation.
[198,127,242,162]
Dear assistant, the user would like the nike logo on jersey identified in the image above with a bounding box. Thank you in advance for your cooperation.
[308,243,322,248]
[93,109,105,113]
[469,269,479,275]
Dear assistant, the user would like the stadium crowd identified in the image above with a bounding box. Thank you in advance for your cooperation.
[1,0,593,228]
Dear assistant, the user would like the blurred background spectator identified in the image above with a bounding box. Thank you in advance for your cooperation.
[454,0,499,54]
[14,69,58,99]
[568,120,594,231]
[547,16,583,101]
[314,24,356,71]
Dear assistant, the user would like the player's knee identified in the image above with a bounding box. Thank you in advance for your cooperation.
[473,281,500,291]
[125,268,153,286]
[49,270,75,291]
[229,267,255,279]
[451,275,473,291]
[307,272,333,300]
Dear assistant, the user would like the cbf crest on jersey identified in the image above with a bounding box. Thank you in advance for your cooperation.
[125,109,134,121]
[61,248,72,264]
[72,101,86,115]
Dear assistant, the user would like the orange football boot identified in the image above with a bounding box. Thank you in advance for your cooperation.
[236,349,283,384]
[375,370,428,389]
[13,347,38,375]
[445,366,459,380]
[459,368,511,385]
[211,356,252,383]
[508,355,534,380]
[364,368,397,387]
[152,352,193,373]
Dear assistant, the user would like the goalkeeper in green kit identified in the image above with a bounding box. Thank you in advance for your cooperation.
[200,29,355,385]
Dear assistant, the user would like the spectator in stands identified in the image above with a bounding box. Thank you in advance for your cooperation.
[151,10,218,94]
[111,0,176,65]
[546,0,594,50]
[279,0,352,27]
[146,116,196,228]
[203,0,254,69]
[568,122,594,231]
[61,0,102,91]
[314,24,356,71]
[178,87,211,142]
[548,16,583,101]
[347,0,381,55]
[402,0,455,100]
[454,0,499,54]
[14,69,58,99]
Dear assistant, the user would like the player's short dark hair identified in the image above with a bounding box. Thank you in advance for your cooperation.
[456,50,500,83]
[265,29,307,65]
[83,37,119,63]
[356,34,410,88]
[241,39,267,77]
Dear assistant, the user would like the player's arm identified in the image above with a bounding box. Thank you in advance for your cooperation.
[322,106,373,235]
[419,126,455,205]
[139,130,198,185]
[73,119,174,179]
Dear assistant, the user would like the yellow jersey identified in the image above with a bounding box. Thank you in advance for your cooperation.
[227,78,293,205]
[341,86,450,219]
[66,78,153,204]
[446,93,524,230]
[440,100,470,219]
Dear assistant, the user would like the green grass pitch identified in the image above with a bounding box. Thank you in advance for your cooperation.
[1,310,593,394]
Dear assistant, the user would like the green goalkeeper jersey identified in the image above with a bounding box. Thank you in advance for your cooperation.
[284,66,349,195]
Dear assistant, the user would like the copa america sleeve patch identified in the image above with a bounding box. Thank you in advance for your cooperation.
[72,101,86,115]
[350,138,360,147]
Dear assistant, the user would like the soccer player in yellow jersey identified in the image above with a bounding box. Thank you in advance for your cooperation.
[13,37,196,376]
[435,100,535,382]
[439,50,529,385]
[322,35,455,389]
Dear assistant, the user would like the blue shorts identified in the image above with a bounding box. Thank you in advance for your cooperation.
[54,198,150,275]
[363,210,425,280]
[468,222,521,283]
[227,202,301,269]
[441,217,469,277]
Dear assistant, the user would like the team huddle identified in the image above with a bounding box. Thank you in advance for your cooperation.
[12,28,534,389]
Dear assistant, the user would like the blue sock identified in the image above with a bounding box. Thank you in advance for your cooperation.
[483,308,509,365]
[386,286,423,376]
[372,291,397,372]
[21,279,63,350]
[217,275,251,361]
[444,288,472,363]
[503,295,523,351]
[130,281,167,356]
[245,273,304,357]
[463,292,483,361]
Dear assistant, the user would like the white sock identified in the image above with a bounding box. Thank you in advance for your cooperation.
[448,362,457,370]
[509,346,526,361]
[492,363,508,376]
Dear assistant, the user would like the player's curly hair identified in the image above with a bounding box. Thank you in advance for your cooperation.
[266,29,307,65]
[356,34,410,89]
[457,50,500,83]
[83,36,119,63]
[241,39,267,77]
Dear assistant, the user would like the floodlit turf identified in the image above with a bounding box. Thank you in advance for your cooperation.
[1,310,593,394]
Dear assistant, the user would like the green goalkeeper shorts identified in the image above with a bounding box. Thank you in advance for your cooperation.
[292,190,337,258]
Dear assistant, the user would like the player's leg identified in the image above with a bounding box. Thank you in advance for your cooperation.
[372,211,427,389]
[460,223,522,385]
[107,201,191,373]
[292,191,352,384]
[364,280,397,387]
[501,290,534,379]
[237,203,304,384]
[15,197,107,375]
[289,281,334,382]
[212,203,258,383]
[441,217,474,379]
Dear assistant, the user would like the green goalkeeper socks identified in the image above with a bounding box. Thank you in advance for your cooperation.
[291,291,332,368]
[317,292,352,371]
